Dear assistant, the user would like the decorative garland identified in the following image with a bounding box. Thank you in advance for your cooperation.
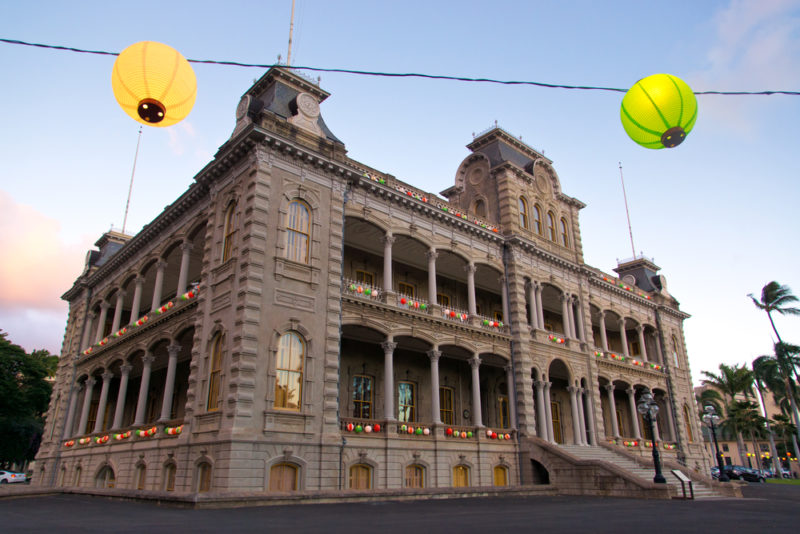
[179,289,198,301]
[154,301,174,315]
[443,309,469,321]
[64,440,75,447]
[362,172,500,233]
[600,275,652,300]
[134,315,149,327]
[623,440,639,447]
[486,430,511,440]
[348,284,380,299]
[446,428,474,438]
[481,319,504,328]
[94,435,110,444]
[114,431,132,440]
[136,426,158,437]
[78,437,91,445]
[609,353,625,362]
[345,423,381,433]
[113,327,127,338]
[164,425,183,435]
[649,363,662,370]
[645,441,653,448]
[98,337,109,346]
[83,347,93,356]
[663,443,676,450]
[399,425,431,436]
[548,334,565,344]
[630,359,644,367]
[399,297,428,311]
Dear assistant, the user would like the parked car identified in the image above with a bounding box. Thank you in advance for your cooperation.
[0,470,27,484]
[724,466,766,483]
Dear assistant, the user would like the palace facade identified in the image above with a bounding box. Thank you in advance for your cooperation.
[33,68,708,496]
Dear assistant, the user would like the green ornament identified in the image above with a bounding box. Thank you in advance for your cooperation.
[349,284,356,291]
[364,288,372,295]
[401,425,407,432]
[355,425,363,433]
[415,427,423,435]
[467,431,473,438]
[483,319,490,326]
[620,73,698,149]
[420,303,427,310]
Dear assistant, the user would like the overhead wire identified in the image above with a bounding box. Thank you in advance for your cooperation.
[2,37,799,96]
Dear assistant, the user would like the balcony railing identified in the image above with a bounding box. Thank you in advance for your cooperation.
[340,417,512,442]
[594,349,664,372]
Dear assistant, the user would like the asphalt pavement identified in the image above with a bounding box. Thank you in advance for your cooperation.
[1,483,798,533]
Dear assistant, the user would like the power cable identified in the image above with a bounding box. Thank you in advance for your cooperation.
[2,37,799,96]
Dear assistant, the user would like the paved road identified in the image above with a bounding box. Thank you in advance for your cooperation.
[1,484,798,533]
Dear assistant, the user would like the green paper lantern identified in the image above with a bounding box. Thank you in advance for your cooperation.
[620,73,697,149]
[355,424,363,433]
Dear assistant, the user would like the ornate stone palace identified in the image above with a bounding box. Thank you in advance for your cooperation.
[33,68,709,496]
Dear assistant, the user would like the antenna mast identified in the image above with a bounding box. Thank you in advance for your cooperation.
[618,162,636,259]
[122,126,143,235]
[286,0,296,66]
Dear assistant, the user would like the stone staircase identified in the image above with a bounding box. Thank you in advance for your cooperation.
[558,445,719,499]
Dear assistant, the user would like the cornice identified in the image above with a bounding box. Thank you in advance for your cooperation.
[506,235,583,273]
[556,192,586,209]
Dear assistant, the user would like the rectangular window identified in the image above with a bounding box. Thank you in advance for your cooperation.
[494,311,503,322]
[398,381,416,422]
[86,401,98,434]
[355,270,374,285]
[437,294,450,307]
[352,375,373,418]
[722,443,729,452]
[631,340,641,357]
[552,401,562,443]
[498,395,510,428]
[440,387,455,425]
[405,465,424,488]
[398,282,415,297]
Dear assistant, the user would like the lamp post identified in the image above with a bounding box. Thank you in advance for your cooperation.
[637,389,666,484]
[702,405,729,482]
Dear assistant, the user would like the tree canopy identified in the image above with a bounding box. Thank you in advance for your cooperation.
[0,330,57,467]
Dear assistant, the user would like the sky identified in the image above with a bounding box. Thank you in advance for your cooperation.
[1,1,798,386]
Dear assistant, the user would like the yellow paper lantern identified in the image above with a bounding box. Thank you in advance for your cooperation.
[620,73,697,149]
[111,41,197,127]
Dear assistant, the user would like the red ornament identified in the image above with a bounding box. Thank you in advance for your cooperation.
[446,427,453,436]
[504,433,511,440]
[400,297,407,305]
[373,424,381,432]
[450,311,456,318]
[491,432,498,439]
[407,426,414,434]
[346,423,354,431]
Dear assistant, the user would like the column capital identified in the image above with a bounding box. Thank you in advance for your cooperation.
[142,354,155,366]
[544,381,552,390]
[504,364,513,374]
[99,300,111,310]
[115,290,127,300]
[598,310,606,319]
[87,310,97,320]
[101,371,114,382]
[636,324,645,333]
[167,343,182,358]
[85,376,96,388]
[469,355,481,369]
[381,341,397,353]
[181,241,194,254]
[567,385,577,394]
[134,275,146,287]
[533,280,542,291]
[465,263,477,274]
[120,364,133,375]
[382,234,395,246]
[426,249,438,261]
[625,387,636,396]
[427,349,441,362]
[156,260,168,271]
[603,383,615,393]
[534,380,546,389]
[560,293,571,302]
[619,317,627,328]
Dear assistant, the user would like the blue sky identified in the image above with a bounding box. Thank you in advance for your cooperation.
[1,1,799,386]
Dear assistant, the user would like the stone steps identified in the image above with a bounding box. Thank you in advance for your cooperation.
[559,445,719,499]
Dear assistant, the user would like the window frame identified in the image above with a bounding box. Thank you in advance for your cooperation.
[207,333,224,412]
[355,270,374,285]
[533,205,543,234]
[221,201,237,262]
[274,332,306,412]
[398,381,416,422]
[197,462,212,493]
[269,463,299,492]
[398,282,415,297]
[348,464,372,490]
[405,464,425,489]
[286,199,312,264]
[547,212,556,241]
[453,465,470,487]
[440,386,455,425]
[519,197,529,229]
[559,217,569,247]
[436,293,450,307]
[352,374,373,419]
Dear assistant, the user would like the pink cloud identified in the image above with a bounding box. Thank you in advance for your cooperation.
[0,190,90,310]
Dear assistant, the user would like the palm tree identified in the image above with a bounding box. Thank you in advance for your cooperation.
[702,363,755,464]
[773,413,798,471]
[748,281,800,343]
[752,356,782,473]
[723,400,766,470]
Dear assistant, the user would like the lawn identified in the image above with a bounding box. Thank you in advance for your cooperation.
[766,478,800,485]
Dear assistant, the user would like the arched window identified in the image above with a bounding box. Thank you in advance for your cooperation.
[493,465,509,486]
[95,466,115,488]
[518,197,529,229]
[453,465,470,487]
[59,467,67,487]
[286,200,311,264]
[207,333,224,412]
[349,464,372,490]
[352,375,372,418]
[221,201,237,262]
[683,405,695,442]
[533,205,543,234]
[560,218,569,247]
[274,332,305,411]
[474,199,486,218]
[671,335,681,368]
[269,463,298,492]
[74,466,82,487]
[405,464,425,488]
[197,462,212,493]
[135,464,146,490]
[164,464,177,492]
[547,212,556,241]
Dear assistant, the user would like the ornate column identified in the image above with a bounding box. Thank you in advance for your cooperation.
[78,377,96,435]
[527,281,537,328]
[561,293,572,338]
[95,301,110,343]
[382,234,394,297]
[505,364,516,429]
[111,291,126,334]
[112,364,132,429]
[427,248,438,306]
[130,276,144,323]
[466,263,477,316]
[653,333,664,364]
[544,382,554,442]
[134,352,155,425]
[500,276,509,323]
[663,396,676,441]
[626,388,642,439]
[574,296,586,342]
[469,355,483,427]
[619,318,629,358]
[636,325,648,361]
[577,388,588,445]
[604,384,620,438]
[567,297,577,340]
[428,349,442,424]
[535,283,544,330]
[534,380,547,438]
[93,371,113,433]
[81,312,95,349]
[150,260,167,312]
[599,311,609,351]
[176,242,193,297]
[63,383,81,437]
[568,386,582,445]
[382,340,397,420]
[584,388,597,445]
[159,344,181,421]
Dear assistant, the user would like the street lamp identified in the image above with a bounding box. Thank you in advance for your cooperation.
[637,389,666,484]
[702,405,729,482]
